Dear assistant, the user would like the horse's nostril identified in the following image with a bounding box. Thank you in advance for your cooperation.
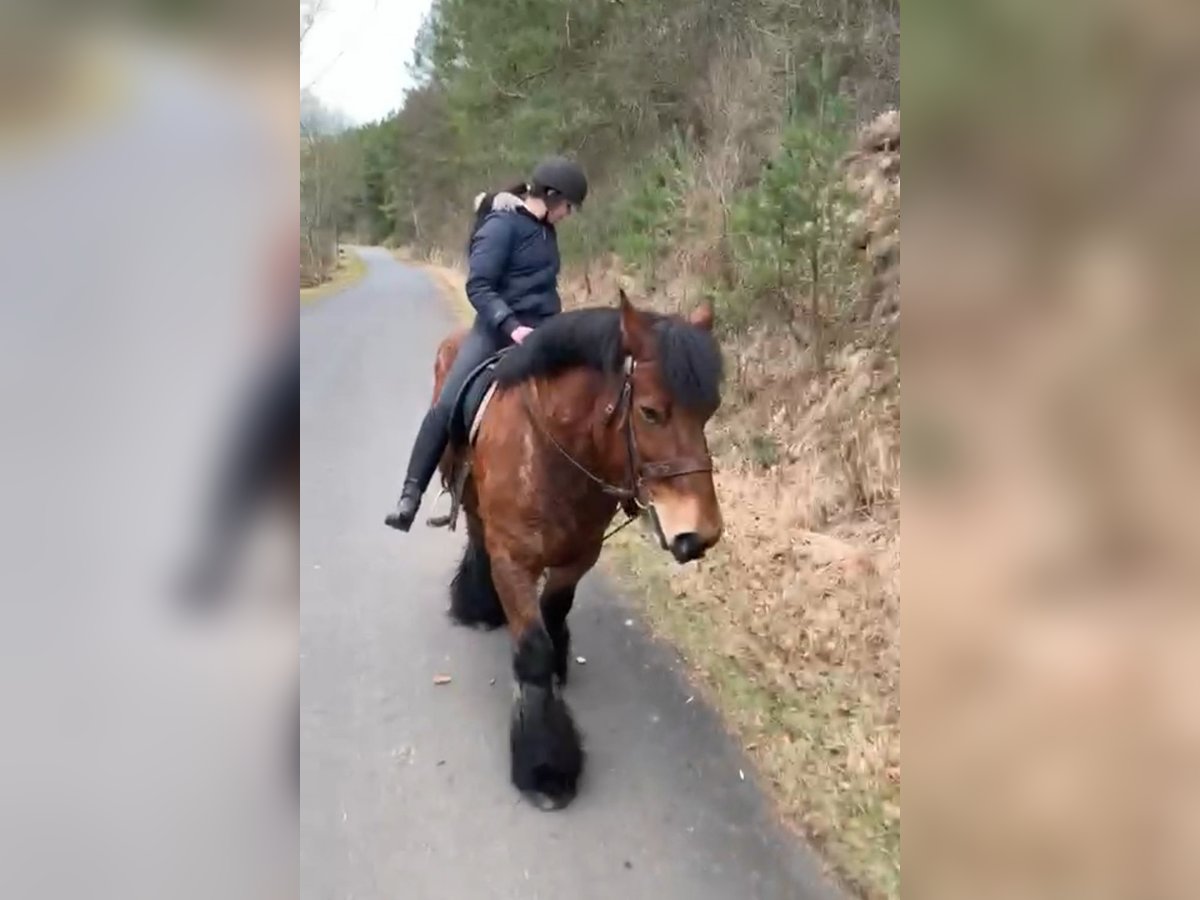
[669,533,705,563]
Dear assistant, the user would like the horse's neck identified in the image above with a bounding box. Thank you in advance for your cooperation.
[530,369,621,480]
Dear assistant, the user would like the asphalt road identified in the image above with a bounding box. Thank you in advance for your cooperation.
[300,247,839,900]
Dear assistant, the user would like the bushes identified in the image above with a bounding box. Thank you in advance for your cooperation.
[720,72,857,362]
[562,137,694,277]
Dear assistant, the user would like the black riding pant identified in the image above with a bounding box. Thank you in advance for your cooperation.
[403,320,508,492]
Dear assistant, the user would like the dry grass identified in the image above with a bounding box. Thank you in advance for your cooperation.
[299,246,366,305]
[567,112,902,899]
[843,109,900,331]
[601,335,900,900]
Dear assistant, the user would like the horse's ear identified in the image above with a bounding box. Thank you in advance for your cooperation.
[618,289,649,357]
[689,303,714,332]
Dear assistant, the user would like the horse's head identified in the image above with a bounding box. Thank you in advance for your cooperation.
[617,290,724,563]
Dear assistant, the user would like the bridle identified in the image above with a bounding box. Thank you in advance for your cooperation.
[520,356,713,536]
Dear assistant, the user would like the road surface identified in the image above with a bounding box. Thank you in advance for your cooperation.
[300,247,839,900]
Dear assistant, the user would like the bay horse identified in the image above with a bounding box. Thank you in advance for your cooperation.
[430,289,724,809]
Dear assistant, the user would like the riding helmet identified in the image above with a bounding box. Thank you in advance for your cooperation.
[531,156,588,207]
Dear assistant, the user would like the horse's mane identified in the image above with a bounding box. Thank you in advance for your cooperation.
[493,307,723,416]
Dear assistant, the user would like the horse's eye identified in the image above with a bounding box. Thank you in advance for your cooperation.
[639,405,665,425]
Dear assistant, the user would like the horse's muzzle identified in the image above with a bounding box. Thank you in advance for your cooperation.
[669,532,708,564]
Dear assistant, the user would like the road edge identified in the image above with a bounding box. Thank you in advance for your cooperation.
[301,245,367,305]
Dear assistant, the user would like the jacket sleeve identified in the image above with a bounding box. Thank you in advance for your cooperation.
[465,215,519,337]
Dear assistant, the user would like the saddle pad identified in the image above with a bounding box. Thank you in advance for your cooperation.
[468,382,498,445]
[448,355,500,446]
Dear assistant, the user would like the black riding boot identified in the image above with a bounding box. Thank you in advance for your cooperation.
[384,480,423,532]
[384,406,450,532]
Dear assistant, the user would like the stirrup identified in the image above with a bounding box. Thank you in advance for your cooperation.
[425,462,471,531]
[425,486,453,528]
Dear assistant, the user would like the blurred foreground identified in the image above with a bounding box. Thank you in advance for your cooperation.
[905,1,1199,897]
[0,7,296,899]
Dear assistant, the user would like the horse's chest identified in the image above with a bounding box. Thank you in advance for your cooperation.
[537,484,614,557]
[473,399,614,565]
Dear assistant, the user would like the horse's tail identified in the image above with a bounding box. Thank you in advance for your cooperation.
[432,332,463,405]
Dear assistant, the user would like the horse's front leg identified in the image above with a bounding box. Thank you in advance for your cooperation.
[490,553,584,810]
[541,545,602,686]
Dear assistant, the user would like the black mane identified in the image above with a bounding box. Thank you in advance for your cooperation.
[493,307,723,415]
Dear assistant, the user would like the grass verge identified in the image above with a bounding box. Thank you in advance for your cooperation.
[602,515,898,900]
[300,247,366,305]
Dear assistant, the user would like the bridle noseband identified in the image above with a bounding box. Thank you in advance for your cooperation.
[521,356,714,522]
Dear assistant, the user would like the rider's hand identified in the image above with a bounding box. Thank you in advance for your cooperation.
[510,326,534,345]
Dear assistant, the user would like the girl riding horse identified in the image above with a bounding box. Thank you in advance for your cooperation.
[385,157,589,531]
[385,157,724,810]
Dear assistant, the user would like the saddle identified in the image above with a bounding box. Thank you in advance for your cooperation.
[448,355,501,447]
[427,352,503,530]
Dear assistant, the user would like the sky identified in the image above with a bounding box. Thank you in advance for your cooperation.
[300,0,434,125]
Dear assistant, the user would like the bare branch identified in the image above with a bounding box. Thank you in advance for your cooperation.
[303,47,347,91]
[487,72,527,101]
[300,0,326,46]
[487,65,555,101]
[512,65,555,89]
[302,0,378,88]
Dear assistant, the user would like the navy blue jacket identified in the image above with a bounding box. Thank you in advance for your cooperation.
[465,206,561,339]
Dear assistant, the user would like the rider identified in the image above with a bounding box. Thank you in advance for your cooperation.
[385,156,589,532]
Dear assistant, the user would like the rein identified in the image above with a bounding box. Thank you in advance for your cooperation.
[519,356,713,542]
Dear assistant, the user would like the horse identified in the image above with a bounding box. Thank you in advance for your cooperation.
[430,289,724,809]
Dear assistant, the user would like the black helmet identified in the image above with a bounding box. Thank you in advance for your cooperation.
[531,156,588,207]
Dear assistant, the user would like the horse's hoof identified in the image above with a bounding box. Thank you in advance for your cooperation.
[523,787,574,811]
[511,685,583,810]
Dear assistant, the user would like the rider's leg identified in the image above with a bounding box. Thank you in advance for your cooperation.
[385,324,504,531]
